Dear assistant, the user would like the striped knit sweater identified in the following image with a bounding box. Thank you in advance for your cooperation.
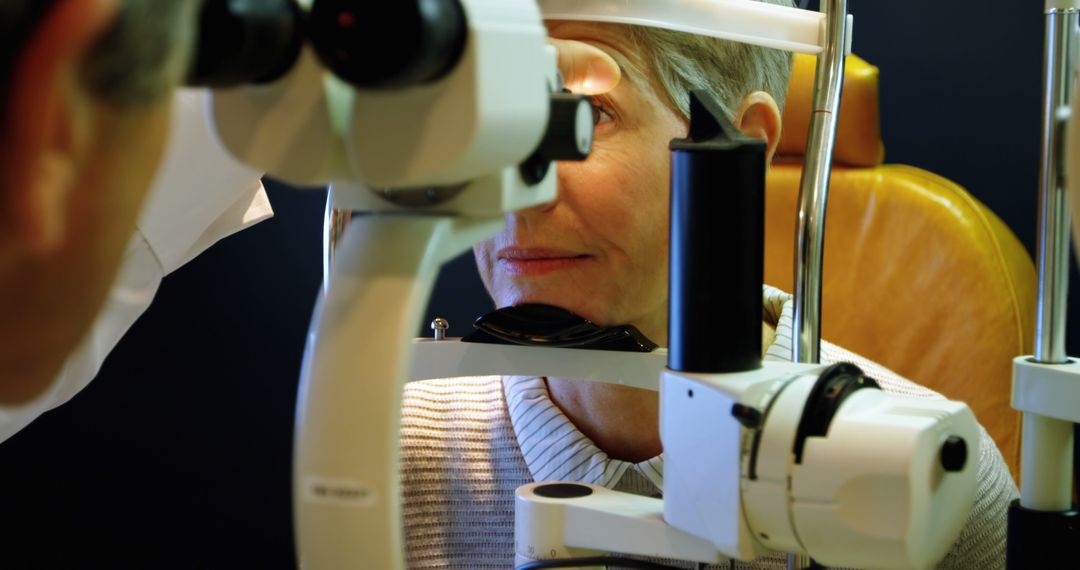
[400,290,1018,569]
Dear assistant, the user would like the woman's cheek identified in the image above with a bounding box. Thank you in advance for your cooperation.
[576,156,660,250]
[473,242,498,297]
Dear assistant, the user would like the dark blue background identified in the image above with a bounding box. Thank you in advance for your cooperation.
[0,2,1061,567]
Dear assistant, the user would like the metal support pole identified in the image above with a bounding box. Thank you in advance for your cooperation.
[1007,4,1080,568]
[1024,2,1079,510]
[790,2,848,567]
[791,0,848,366]
[1033,7,1079,365]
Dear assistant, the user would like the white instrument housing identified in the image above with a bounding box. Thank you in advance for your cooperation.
[515,362,981,570]
[206,0,553,193]
[211,2,566,568]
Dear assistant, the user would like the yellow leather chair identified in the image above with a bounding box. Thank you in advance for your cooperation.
[765,54,1036,480]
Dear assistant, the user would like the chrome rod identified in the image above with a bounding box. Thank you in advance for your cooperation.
[792,0,849,365]
[1034,7,1079,364]
[789,0,850,560]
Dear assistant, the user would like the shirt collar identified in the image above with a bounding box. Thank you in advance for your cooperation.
[763,285,796,362]
[503,286,795,490]
[503,375,649,487]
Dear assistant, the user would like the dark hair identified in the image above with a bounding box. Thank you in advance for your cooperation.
[1,0,196,131]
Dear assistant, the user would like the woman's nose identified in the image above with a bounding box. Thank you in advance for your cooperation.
[547,160,589,210]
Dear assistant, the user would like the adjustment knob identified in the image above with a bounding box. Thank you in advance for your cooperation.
[537,93,595,161]
[940,436,968,472]
[430,318,449,341]
[731,403,763,430]
[519,92,594,184]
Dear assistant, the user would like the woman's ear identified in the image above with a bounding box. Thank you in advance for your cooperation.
[0,0,118,255]
[733,91,782,163]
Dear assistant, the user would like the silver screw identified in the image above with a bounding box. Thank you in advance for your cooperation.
[431,318,449,341]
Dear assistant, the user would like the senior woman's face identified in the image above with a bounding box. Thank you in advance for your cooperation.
[474,22,685,344]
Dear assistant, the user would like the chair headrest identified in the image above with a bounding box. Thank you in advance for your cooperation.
[776,53,885,167]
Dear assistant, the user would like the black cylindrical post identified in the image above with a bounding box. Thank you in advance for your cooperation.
[668,90,766,373]
[1006,499,1079,569]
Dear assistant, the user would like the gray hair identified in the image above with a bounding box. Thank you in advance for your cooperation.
[0,0,197,111]
[626,0,795,121]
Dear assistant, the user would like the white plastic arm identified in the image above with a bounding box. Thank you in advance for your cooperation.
[540,0,830,54]
[410,339,666,391]
[294,214,501,569]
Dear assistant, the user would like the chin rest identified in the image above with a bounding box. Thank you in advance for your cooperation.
[463,304,658,353]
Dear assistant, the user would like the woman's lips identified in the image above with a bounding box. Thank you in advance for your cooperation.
[496,247,593,276]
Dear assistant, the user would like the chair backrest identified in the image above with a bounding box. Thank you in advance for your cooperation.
[765,54,1036,479]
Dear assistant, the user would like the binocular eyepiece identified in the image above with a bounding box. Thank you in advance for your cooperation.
[188,0,468,89]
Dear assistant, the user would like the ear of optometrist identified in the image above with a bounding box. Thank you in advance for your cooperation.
[550,37,622,95]
[2,0,120,254]
[0,88,271,442]
[0,0,132,409]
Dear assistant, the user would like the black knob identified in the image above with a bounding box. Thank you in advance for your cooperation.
[187,0,304,87]
[536,93,595,161]
[940,436,968,472]
[731,403,763,430]
[309,0,467,88]
[519,92,594,185]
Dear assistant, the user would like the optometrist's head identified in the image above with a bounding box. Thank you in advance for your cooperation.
[474,1,794,346]
[0,0,197,402]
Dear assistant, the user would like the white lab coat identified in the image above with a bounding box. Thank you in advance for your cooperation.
[0,89,274,443]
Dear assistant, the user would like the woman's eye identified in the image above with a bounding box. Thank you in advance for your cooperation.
[590,101,614,127]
